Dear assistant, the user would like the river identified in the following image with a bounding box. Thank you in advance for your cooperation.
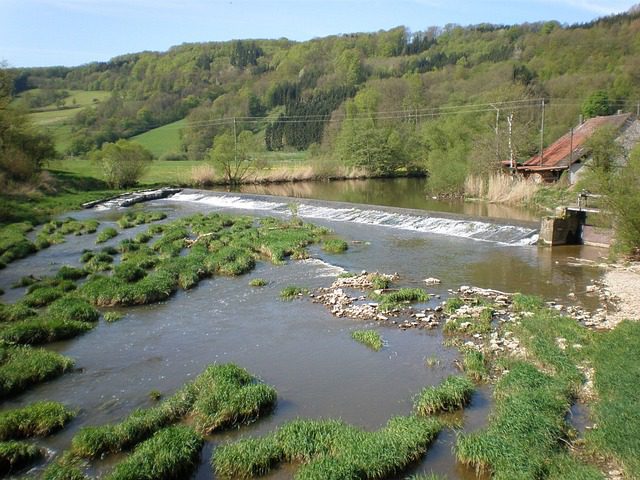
[0,182,607,479]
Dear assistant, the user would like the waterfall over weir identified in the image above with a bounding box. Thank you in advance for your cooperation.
[166,191,539,246]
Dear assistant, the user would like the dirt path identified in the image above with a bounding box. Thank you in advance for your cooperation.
[603,263,640,326]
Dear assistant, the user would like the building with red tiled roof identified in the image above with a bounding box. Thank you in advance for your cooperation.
[512,113,638,182]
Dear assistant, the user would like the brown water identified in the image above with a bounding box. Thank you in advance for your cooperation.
[0,190,608,479]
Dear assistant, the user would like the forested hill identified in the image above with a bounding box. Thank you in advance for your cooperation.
[9,7,640,191]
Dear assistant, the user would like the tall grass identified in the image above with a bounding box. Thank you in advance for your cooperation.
[0,317,93,345]
[104,426,203,480]
[456,301,600,479]
[465,174,540,205]
[414,376,474,415]
[0,401,75,440]
[0,346,74,399]
[587,321,640,478]
[96,227,118,244]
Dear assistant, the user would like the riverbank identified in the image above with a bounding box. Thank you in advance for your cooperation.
[603,263,640,326]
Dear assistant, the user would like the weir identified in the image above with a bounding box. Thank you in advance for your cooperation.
[166,190,540,246]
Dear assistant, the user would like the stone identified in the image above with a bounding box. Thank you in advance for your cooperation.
[423,277,441,285]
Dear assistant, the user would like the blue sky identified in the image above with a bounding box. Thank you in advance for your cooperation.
[1,0,637,67]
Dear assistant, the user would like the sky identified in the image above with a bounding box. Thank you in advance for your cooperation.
[1,0,637,68]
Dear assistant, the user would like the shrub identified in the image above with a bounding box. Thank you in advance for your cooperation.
[91,140,153,189]
[0,401,75,440]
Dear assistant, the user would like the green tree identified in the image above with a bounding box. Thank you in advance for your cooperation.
[582,90,612,119]
[91,140,153,188]
[585,125,622,173]
[607,145,640,258]
[209,130,260,184]
[0,64,56,183]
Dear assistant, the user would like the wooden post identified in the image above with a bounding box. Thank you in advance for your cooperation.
[508,112,514,169]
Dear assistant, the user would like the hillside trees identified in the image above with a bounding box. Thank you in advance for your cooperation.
[0,65,55,184]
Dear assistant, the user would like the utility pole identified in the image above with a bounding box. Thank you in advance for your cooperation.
[637,102,639,117]
[233,117,238,166]
[539,99,545,166]
[490,104,500,163]
[508,112,514,170]
[569,127,574,166]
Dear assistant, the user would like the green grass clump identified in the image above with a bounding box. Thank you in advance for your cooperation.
[105,426,203,480]
[80,271,175,307]
[511,293,545,313]
[12,275,39,289]
[587,321,640,478]
[443,307,493,335]
[104,312,124,323]
[114,262,147,283]
[414,375,474,415]
[351,330,384,351]
[56,265,88,281]
[41,451,87,480]
[0,223,36,267]
[47,296,100,322]
[81,249,114,273]
[190,364,277,434]
[280,286,309,300]
[443,297,464,314]
[71,364,275,458]
[249,278,268,287]
[0,303,36,323]
[36,218,100,247]
[21,286,65,308]
[370,273,391,290]
[117,211,167,229]
[376,288,429,312]
[96,227,118,244]
[0,316,93,345]
[0,346,74,399]
[0,440,42,476]
[213,415,442,479]
[0,401,75,440]
[321,238,348,253]
[462,349,488,381]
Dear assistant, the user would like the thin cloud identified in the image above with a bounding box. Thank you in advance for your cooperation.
[539,0,632,15]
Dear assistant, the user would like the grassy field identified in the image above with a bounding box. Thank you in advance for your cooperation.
[24,90,110,153]
[131,119,186,158]
[47,159,204,186]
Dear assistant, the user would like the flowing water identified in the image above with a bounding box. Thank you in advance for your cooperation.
[0,186,607,479]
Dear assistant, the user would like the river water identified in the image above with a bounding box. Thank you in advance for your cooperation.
[0,183,607,479]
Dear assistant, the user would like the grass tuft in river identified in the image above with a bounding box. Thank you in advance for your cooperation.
[351,329,384,351]
[373,288,429,312]
[414,375,475,415]
[104,425,203,480]
[321,238,348,253]
[96,227,118,244]
[0,346,74,399]
[213,415,441,479]
[0,440,43,476]
[117,211,167,229]
[279,286,309,300]
[0,401,75,440]
[71,364,275,458]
